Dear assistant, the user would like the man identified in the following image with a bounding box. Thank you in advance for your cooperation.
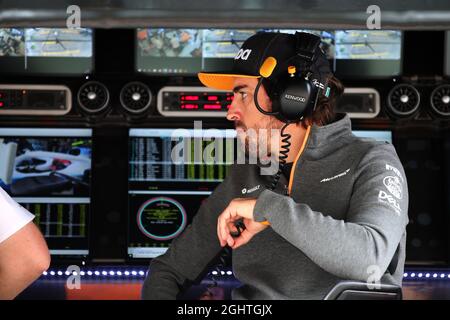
[0,187,50,299]
[142,32,408,299]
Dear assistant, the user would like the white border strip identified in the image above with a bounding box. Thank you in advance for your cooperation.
[49,249,89,255]
[445,31,450,76]
[130,128,236,138]
[353,130,392,143]
[128,247,167,258]
[0,128,92,137]
[129,178,225,182]
[13,197,90,204]
[129,190,212,195]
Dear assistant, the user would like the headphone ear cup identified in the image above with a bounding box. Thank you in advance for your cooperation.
[278,77,314,121]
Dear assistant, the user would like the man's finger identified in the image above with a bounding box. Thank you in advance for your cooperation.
[223,212,241,240]
[228,221,239,236]
[217,216,224,247]
[220,209,231,246]
[218,212,230,247]
[231,229,252,249]
[226,234,235,247]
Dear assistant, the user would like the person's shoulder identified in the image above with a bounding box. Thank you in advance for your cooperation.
[349,136,405,177]
[346,134,397,157]
[0,187,35,244]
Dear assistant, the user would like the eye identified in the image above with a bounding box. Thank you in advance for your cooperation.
[239,92,248,100]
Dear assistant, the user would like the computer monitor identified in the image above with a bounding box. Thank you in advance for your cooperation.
[136,28,402,78]
[0,28,93,74]
[128,127,235,258]
[0,128,92,256]
[334,30,402,78]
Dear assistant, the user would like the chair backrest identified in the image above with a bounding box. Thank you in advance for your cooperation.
[323,280,402,300]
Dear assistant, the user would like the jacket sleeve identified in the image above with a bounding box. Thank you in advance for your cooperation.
[141,169,236,300]
[253,143,409,282]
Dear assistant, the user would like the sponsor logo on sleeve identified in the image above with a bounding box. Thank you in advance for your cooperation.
[380,163,404,215]
[385,163,404,183]
[378,190,401,216]
[383,175,403,200]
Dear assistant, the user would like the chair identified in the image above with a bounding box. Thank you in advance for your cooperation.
[323,280,402,300]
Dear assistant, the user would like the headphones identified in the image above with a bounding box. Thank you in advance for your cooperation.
[254,32,331,123]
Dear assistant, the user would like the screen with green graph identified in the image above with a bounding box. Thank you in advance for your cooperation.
[127,128,236,258]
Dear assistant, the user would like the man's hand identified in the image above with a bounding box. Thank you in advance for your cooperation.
[217,198,268,250]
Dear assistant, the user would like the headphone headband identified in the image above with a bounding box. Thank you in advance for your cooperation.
[294,32,321,63]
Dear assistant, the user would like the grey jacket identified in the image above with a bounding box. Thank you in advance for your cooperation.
[141,113,409,300]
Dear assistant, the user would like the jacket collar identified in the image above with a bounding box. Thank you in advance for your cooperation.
[306,113,352,149]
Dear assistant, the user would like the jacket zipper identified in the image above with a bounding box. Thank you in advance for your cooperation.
[259,125,312,226]
[287,125,312,196]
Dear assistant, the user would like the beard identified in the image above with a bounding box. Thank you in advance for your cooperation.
[234,118,284,165]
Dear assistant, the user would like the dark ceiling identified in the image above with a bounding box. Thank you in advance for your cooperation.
[0,0,450,29]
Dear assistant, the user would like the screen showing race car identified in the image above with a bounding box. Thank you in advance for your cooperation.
[0,128,92,256]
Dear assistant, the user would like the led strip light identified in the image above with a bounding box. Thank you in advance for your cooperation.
[41,267,235,279]
[403,271,450,280]
[40,267,450,280]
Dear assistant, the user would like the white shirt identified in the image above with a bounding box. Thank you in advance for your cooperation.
[0,186,34,243]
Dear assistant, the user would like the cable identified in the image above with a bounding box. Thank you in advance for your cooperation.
[205,226,244,296]
[208,247,230,289]
[253,77,278,116]
[267,122,291,193]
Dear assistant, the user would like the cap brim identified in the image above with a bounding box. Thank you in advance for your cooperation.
[198,72,260,91]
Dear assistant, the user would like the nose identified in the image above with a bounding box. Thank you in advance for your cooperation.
[226,98,241,122]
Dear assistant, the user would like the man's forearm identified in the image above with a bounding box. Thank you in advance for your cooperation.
[253,189,407,281]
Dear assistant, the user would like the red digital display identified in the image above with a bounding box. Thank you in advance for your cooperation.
[203,104,221,110]
[183,95,199,101]
[182,104,199,109]
[168,91,232,113]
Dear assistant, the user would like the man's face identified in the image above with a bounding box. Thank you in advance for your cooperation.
[227,77,284,161]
